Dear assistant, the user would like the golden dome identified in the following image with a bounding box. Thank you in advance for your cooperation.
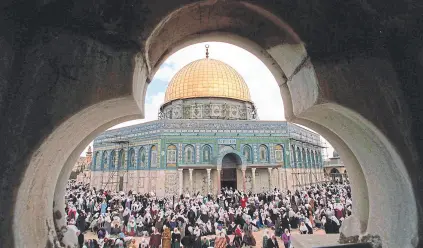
[164,58,251,103]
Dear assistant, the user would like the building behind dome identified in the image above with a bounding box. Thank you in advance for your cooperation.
[324,150,348,182]
[89,51,325,196]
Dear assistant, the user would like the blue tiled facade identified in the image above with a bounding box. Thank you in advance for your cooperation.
[91,119,324,171]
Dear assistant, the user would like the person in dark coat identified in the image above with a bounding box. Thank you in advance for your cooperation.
[188,209,196,226]
[267,235,279,248]
[149,227,162,248]
[181,232,195,248]
[281,214,290,232]
[76,211,86,233]
[77,231,84,248]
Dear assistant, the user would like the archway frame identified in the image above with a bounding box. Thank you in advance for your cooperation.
[216,148,246,170]
[7,2,418,248]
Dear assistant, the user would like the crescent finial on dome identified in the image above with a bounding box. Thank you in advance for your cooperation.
[205,44,209,59]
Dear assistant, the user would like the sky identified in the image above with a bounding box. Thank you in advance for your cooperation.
[82,42,333,158]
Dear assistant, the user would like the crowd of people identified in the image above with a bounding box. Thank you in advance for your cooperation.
[65,180,352,248]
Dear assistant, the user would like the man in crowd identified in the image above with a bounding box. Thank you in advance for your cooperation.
[65,180,351,246]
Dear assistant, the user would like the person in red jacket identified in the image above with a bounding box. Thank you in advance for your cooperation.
[240,194,248,208]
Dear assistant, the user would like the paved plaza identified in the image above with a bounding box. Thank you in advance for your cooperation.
[85,228,339,248]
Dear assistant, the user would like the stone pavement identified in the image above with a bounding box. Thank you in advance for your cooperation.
[291,233,340,248]
[85,228,340,247]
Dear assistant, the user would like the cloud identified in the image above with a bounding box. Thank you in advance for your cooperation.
[154,63,178,82]
[81,42,334,157]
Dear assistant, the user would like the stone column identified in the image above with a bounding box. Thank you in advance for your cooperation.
[242,168,246,192]
[189,169,193,194]
[251,168,256,193]
[268,168,272,190]
[178,169,183,196]
[216,168,221,194]
[206,169,211,194]
[278,167,283,190]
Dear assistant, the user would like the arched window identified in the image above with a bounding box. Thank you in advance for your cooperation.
[274,144,284,163]
[296,147,302,168]
[138,147,146,167]
[316,152,321,167]
[184,145,194,164]
[128,148,135,168]
[307,150,311,168]
[167,145,177,166]
[118,149,125,169]
[259,145,268,162]
[311,151,316,168]
[291,145,296,168]
[243,145,253,163]
[94,152,101,170]
[109,150,116,170]
[202,145,211,163]
[102,151,109,170]
[150,145,157,167]
[302,149,307,168]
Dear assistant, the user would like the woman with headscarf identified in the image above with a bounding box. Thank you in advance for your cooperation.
[193,225,202,248]
[139,232,149,248]
[304,217,313,234]
[128,238,137,248]
[233,225,243,248]
[266,235,279,248]
[227,222,236,235]
[242,229,256,248]
[281,229,291,248]
[126,216,137,236]
[149,227,162,248]
[299,221,308,234]
[262,229,270,248]
[172,228,181,248]
[181,226,195,248]
[162,225,171,248]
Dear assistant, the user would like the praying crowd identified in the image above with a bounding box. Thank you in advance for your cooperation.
[65,180,352,248]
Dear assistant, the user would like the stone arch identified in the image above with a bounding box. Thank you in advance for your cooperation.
[144,10,418,245]
[221,153,243,168]
[3,2,419,248]
[216,149,246,169]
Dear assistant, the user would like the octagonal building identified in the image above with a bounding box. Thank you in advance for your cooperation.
[89,53,325,196]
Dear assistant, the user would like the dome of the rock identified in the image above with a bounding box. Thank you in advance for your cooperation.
[164,58,251,103]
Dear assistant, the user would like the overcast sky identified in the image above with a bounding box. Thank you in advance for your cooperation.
[82,42,333,158]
